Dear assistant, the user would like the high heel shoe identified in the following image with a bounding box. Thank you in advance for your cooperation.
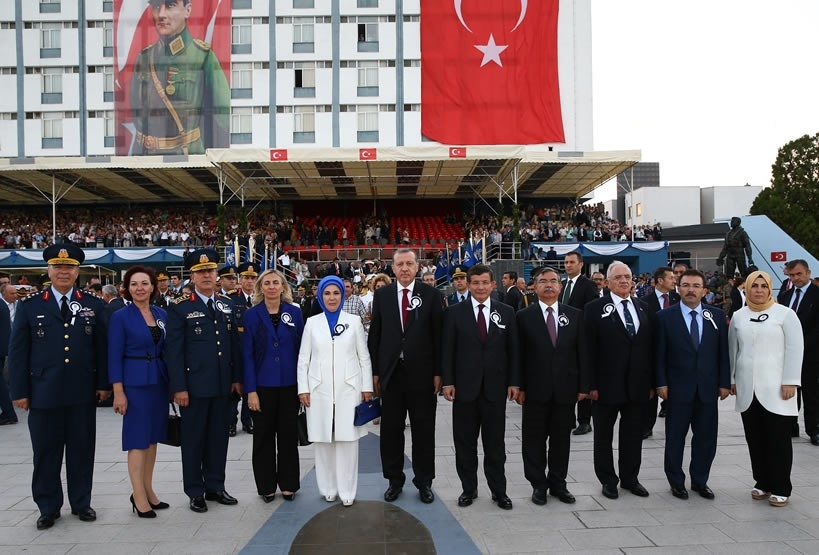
[149,500,170,510]
[130,495,157,518]
[261,493,276,503]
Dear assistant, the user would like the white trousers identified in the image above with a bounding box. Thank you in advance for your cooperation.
[314,440,359,503]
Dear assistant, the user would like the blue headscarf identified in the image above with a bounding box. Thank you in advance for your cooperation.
[316,275,345,336]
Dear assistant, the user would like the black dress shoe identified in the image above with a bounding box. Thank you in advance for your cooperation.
[36,512,60,530]
[491,493,513,510]
[811,434,819,446]
[243,425,254,434]
[384,484,403,502]
[642,430,653,439]
[190,496,208,513]
[623,483,649,497]
[692,484,715,500]
[601,483,619,499]
[550,489,576,504]
[670,485,689,500]
[261,493,276,503]
[418,485,434,504]
[205,490,238,505]
[572,423,592,435]
[71,507,96,522]
[457,491,477,507]
[149,500,170,510]
[531,489,547,505]
[228,424,237,437]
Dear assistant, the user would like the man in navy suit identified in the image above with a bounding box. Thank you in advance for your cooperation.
[584,261,653,499]
[442,265,520,510]
[229,262,258,436]
[166,249,243,513]
[9,244,109,530]
[655,269,730,500]
[0,289,15,425]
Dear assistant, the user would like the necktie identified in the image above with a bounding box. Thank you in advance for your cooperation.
[60,297,69,321]
[662,293,669,309]
[546,307,557,347]
[401,288,410,329]
[459,295,464,303]
[791,288,801,312]
[621,300,635,338]
[207,298,216,319]
[562,279,573,304]
[477,303,488,342]
[690,310,700,350]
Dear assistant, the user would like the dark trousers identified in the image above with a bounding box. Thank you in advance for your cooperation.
[452,395,507,495]
[522,400,574,492]
[252,386,300,495]
[592,401,644,487]
[797,363,819,436]
[575,398,592,425]
[380,364,437,489]
[741,396,795,497]
[28,403,96,515]
[233,392,253,428]
[643,395,659,435]
[0,357,16,419]
[664,398,718,488]
[180,395,232,498]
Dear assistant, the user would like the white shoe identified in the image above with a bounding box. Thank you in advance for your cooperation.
[342,499,354,507]
[769,494,789,507]
[324,495,337,502]
[751,488,770,500]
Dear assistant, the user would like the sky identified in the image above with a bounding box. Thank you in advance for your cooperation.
[589,0,819,201]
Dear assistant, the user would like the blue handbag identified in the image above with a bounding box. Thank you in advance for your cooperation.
[354,397,381,426]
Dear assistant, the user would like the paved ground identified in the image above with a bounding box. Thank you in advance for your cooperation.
[1,396,818,554]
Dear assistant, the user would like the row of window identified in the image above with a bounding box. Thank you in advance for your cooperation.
[25,0,383,15]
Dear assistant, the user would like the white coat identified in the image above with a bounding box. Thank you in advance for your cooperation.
[297,311,373,443]
[729,303,803,416]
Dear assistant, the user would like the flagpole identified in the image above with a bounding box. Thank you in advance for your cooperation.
[233,235,240,266]
[482,231,487,263]
[264,244,269,272]
[446,246,451,284]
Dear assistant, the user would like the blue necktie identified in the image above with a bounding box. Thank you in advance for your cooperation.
[621,300,635,338]
[690,310,699,350]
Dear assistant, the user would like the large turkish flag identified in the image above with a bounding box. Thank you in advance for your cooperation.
[421,0,564,145]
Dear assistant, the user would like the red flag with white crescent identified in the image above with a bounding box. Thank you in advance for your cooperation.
[270,149,289,161]
[448,147,467,158]
[771,251,787,262]
[421,0,564,145]
[359,148,377,161]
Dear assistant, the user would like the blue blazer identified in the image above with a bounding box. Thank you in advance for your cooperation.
[108,302,168,387]
[654,305,730,403]
[242,302,304,392]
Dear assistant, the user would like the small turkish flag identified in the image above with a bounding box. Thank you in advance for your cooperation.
[771,251,787,262]
[359,148,377,161]
[448,147,467,158]
[270,149,288,161]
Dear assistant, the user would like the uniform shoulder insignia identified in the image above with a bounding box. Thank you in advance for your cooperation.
[193,38,212,51]
[141,43,154,53]
[22,290,45,302]
[172,295,188,305]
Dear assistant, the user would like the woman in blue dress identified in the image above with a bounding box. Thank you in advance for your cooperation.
[109,265,169,518]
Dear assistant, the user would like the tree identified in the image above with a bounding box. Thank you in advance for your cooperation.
[751,132,819,257]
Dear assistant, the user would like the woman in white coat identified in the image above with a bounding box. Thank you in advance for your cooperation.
[729,270,803,507]
[298,275,373,506]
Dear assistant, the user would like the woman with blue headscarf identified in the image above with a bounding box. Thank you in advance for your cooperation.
[297,276,373,506]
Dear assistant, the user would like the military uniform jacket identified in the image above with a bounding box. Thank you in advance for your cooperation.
[9,289,108,409]
[166,292,242,398]
[228,290,253,333]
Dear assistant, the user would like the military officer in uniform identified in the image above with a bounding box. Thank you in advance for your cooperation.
[218,265,238,297]
[445,265,470,306]
[229,262,258,435]
[152,271,174,308]
[166,249,243,513]
[130,0,230,155]
[9,244,109,530]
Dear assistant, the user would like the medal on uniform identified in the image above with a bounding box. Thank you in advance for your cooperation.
[194,326,202,335]
[36,328,45,338]
[166,67,178,96]
[85,326,93,335]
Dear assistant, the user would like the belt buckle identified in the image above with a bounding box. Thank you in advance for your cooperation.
[144,135,156,150]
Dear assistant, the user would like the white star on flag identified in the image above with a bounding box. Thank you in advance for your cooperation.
[474,34,508,67]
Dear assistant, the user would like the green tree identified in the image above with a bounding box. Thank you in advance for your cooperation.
[751,132,819,257]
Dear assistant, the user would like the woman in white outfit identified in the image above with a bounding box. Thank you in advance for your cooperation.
[298,275,373,506]
[729,270,803,507]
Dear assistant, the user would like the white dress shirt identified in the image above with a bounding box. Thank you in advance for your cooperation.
[609,291,640,333]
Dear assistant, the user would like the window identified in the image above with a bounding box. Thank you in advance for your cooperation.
[103,66,114,101]
[294,63,315,97]
[293,0,314,7]
[102,0,113,12]
[230,107,252,144]
[357,20,378,52]
[358,0,378,7]
[102,21,113,57]
[636,203,643,217]
[231,62,253,99]
[103,110,115,147]
[234,0,252,8]
[293,17,314,53]
[231,18,252,54]
[357,104,378,142]
[42,68,62,104]
[42,112,63,148]
[293,106,315,143]
[40,23,61,58]
[357,61,378,96]
[40,0,61,14]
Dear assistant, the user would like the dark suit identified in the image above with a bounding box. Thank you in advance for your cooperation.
[562,274,599,427]
[445,291,470,307]
[0,301,15,420]
[643,289,681,435]
[502,286,523,311]
[655,305,729,488]
[729,287,745,318]
[9,288,108,516]
[102,296,126,328]
[584,294,653,489]
[778,283,819,437]
[518,302,589,493]
[229,291,254,430]
[166,292,243,499]
[442,299,519,496]
[368,280,443,489]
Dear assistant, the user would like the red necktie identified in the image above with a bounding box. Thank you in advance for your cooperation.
[662,293,669,309]
[546,307,557,346]
[477,303,488,342]
[401,288,410,329]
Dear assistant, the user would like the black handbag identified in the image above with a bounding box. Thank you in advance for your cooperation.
[354,397,381,426]
[161,403,182,447]
[297,405,311,446]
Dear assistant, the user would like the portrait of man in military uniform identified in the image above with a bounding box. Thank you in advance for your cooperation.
[128,0,230,155]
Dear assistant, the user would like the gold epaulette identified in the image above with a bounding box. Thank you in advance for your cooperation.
[22,290,46,302]
[192,38,212,51]
[172,295,189,305]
